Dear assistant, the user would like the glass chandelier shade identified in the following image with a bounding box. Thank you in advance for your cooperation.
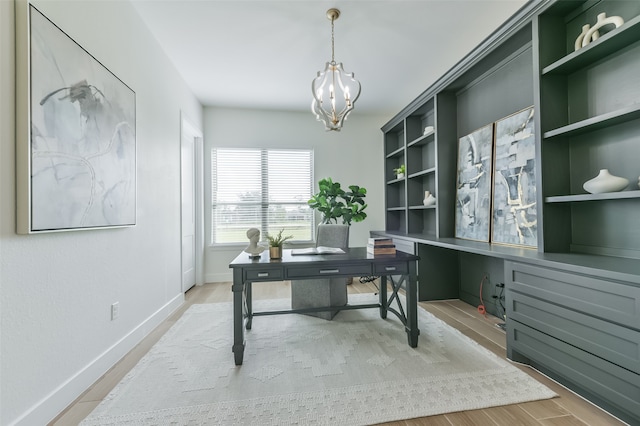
[311,9,361,131]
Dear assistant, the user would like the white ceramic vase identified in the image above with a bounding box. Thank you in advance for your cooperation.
[581,13,624,48]
[575,24,599,51]
[423,191,436,206]
[583,169,629,194]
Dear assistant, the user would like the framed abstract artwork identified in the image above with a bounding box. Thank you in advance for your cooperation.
[16,3,136,233]
[491,107,537,247]
[455,124,494,242]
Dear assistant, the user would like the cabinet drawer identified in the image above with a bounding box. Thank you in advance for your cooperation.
[286,264,371,279]
[509,291,640,374]
[507,262,640,330]
[245,268,283,281]
[373,262,408,275]
[509,320,640,423]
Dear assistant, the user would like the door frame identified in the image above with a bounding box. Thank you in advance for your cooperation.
[180,112,204,291]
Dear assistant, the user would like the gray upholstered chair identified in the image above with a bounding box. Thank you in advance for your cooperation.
[290,224,349,320]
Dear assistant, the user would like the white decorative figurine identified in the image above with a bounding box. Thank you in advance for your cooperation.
[423,191,436,206]
[244,228,265,258]
[576,12,624,51]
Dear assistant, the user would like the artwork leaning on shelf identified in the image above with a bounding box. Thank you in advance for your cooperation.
[491,107,537,248]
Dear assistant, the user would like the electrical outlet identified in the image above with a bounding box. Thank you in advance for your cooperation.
[111,302,120,321]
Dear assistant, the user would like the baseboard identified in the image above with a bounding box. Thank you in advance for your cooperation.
[13,293,184,426]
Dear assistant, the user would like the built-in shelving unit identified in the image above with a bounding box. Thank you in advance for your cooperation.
[376,1,640,423]
[538,0,640,257]
[541,13,640,75]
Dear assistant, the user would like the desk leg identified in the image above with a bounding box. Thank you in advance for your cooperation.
[245,282,253,330]
[379,276,388,319]
[406,261,419,348]
[232,268,245,365]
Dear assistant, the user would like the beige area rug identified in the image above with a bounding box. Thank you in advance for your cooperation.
[81,294,556,425]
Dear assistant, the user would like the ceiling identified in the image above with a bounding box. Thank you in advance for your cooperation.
[130,0,529,118]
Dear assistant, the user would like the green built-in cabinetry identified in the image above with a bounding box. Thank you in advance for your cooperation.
[375,0,640,423]
[506,260,640,422]
[538,0,640,257]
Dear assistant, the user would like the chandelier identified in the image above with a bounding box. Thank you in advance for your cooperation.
[311,8,361,131]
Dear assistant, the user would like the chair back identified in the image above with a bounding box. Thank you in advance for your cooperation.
[316,224,349,249]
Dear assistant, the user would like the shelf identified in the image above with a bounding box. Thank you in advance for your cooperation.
[542,14,640,76]
[407,130,435,148]
[386,177,405,185]
[545,190,640,203]
[408,168,436,179]
[387,207,406,212]
[409,205,436,210]
[543,104,640,139]
[385,147,405,158]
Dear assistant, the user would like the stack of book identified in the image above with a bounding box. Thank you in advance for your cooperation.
[366,237,396,255]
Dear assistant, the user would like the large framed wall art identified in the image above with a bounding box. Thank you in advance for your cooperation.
[16,2,136,233]
[454,124,494,242]
[491,107,537,247]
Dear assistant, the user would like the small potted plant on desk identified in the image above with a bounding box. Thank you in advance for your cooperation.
[266,229,293,259]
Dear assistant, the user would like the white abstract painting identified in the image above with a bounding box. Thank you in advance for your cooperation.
[455,124,494,242]
[29,5,136,232]
[492,107,537,247]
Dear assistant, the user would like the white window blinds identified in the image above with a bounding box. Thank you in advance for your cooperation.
[211,148,314,245]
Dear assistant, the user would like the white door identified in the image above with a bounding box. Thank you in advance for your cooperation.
[181,116,202,292]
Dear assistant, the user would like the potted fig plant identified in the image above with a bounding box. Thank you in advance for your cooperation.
[307,177,367,225]
[308,178,367,284]
[265,228,294,259]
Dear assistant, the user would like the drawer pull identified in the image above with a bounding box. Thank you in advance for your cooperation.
[385,266,397,271]
[320,269,340,274]
[257,272,269,277]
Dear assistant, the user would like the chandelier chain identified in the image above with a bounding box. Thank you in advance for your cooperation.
[331,17,335,63]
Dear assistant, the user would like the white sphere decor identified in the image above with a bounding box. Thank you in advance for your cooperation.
[583,169,629,194]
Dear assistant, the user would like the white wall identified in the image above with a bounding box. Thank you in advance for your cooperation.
[203,107,390,283]
[0,1,202,424]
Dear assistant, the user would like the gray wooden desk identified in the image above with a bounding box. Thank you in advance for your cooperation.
[229,247,420,365]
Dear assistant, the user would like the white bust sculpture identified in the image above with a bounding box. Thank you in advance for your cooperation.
[244,228,265,258]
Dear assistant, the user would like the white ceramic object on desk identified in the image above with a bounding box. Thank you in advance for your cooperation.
[423,191,436,206]
[583,169,629,194]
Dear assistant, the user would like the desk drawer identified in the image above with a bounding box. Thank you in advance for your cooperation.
[373,262,408,275]
[287,264,371,279]
[245,268,283,281]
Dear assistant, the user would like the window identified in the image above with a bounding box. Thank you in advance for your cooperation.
[211,148,314,245]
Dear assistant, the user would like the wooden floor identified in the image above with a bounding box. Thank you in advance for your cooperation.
[52,280,626,426]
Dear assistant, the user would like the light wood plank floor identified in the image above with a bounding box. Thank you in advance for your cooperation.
[51,280,627,425]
